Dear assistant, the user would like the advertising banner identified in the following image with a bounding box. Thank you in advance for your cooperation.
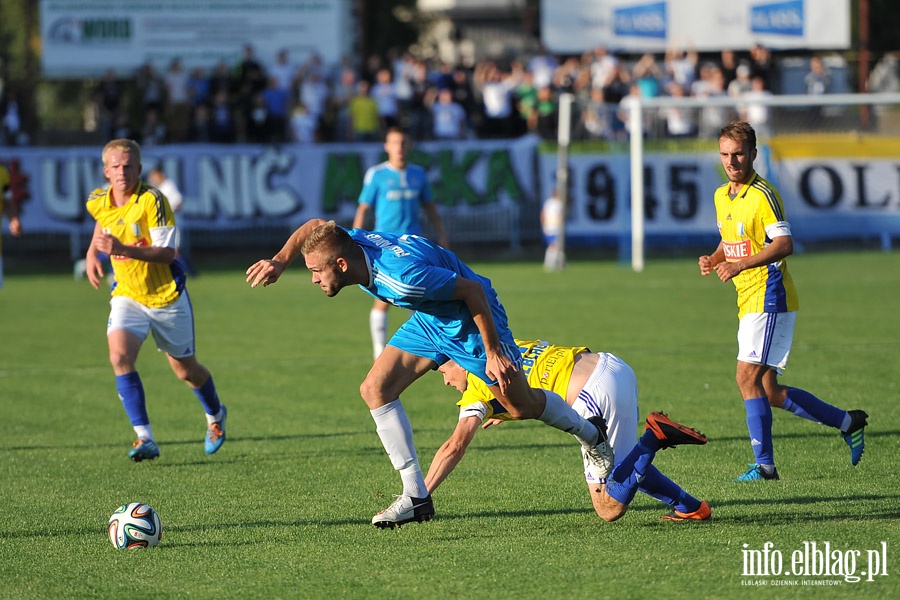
[541,0,850,54]
[0,137,537,236]
[2,136,898,246]
[39,0,351,78]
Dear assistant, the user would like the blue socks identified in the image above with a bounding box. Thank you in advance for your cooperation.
[639,467,702,514]
[783,387,844,429]
[116,371,148,426]
[192,376,222,416]
[744,396,774,466]
[780,398,820,423]
[605,430,660,506]
[606,428,701,514]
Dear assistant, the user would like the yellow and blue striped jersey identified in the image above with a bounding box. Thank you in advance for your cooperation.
[714,172,798,318]
[458,339,589,420]
[86,183,183,308]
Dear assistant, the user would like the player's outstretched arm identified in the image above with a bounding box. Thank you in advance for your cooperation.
[424,416,481,494]
[351,203,369,230]
[246,218,326,288]
[422,202,449,248]
[452,277,515,395]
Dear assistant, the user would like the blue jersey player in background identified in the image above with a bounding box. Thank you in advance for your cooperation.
[246,219,612,529]
[353,127,449,359]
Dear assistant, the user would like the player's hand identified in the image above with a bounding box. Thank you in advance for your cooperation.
[698,255,713,276]
[485,351,516,396]
[246,259,285,288]
[482,418,504,430]
[8,216,21,237]
[85,256,104,290]
[714,260,742,282]
[94,231,123,258]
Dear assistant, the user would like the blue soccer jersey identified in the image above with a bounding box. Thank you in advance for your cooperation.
[358,162,432,234]
[348,228,520,383]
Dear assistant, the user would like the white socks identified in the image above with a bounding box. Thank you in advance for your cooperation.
[133,425,154,441]
[538,390,597,445]
[371,400,427,498]
[206,408,224,425]
[369,308,388,359]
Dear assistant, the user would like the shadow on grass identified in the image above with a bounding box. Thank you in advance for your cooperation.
[0,430,370,453]
[679,428,898,444]
[4,491,898,543]
[7,425,894,454]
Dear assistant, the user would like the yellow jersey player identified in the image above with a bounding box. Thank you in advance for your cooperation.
[0,162,23,289]
[85,139,226,461]
[246,221,612,529]
[699,121,867,482]
[429,339,711,522]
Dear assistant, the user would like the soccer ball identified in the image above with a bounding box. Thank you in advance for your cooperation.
[107,502,162,549]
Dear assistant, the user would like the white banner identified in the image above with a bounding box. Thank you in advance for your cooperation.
[2,137,898,244]
[39,0,352,78]
[771,156,900,240]
[541,0,851,54]
[538,151,722,237]
[0,137,537,235]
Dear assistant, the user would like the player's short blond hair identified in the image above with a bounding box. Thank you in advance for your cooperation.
[101,138,142,166]
[301,220,356,262]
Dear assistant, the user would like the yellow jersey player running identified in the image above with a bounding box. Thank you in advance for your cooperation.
[85,139,226,462]
[698,121,867,482]
[429,340,711,522]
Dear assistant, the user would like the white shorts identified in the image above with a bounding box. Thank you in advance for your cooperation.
[571,353,640,484]
[736,311,796,373]
[108,292,196,358]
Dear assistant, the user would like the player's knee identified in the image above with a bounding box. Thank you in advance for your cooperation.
[502,389,544,420]
[169,356,204,384]
[593,487,628,522]
[502,403,531,420]
[359,377,389,408]
[108,352,134,372]
[596,501,628,522]
[734,369,760,396]
[181,364,209,387]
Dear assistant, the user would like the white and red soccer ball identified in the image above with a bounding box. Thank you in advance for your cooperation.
[107,502,162,549]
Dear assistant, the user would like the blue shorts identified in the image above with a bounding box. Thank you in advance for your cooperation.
[388,311,522,386]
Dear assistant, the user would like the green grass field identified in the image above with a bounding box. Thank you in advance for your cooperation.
[1,250,898,599]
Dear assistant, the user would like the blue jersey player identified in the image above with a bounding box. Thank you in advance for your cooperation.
[353,127,449,359]
[246,219,612,529]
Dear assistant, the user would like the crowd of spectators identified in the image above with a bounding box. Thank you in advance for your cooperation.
[1,42,895,148]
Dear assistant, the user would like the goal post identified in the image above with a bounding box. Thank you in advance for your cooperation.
[550,92,574,272]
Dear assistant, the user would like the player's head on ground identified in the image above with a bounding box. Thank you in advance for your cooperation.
[301,220,360,297]
[437,359,469,393]
[718,120,757,186]
[384,126,409,168]
[101,138,142,196]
